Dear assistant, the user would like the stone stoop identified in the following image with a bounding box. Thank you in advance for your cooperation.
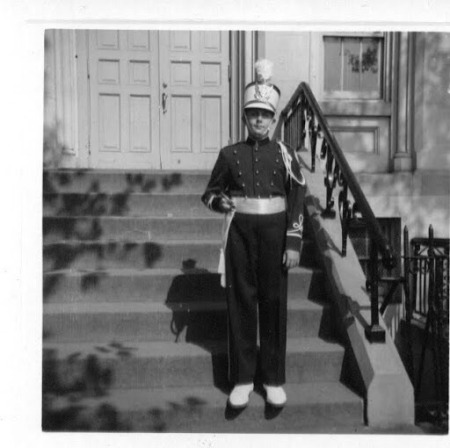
[42,170,363,433]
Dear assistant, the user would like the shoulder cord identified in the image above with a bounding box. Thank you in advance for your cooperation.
[277,140,306,186]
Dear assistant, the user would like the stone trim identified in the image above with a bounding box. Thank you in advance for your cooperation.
[302,156,415,427]
[54,30,79,160]
[392,32,415,172]
[230,31,255,143]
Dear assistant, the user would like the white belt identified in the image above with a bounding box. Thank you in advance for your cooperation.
[232,197,286,215]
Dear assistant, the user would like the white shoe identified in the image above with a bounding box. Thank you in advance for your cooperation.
[228,383,254,408]
[263,385,287,407]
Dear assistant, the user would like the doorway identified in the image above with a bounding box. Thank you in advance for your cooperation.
[87,30,230,170]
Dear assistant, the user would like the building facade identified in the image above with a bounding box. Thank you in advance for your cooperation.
[44,29,450,238]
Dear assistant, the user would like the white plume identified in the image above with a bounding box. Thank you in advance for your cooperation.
[254,59,273,83]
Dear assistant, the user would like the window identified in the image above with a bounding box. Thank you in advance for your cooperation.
[323,35,384,99]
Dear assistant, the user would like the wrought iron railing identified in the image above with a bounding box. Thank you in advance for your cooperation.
[273,82,396,343]
[403,226,449,420]
[406,228,449,320]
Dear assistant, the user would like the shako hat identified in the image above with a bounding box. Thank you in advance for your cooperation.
[243,59,280,114]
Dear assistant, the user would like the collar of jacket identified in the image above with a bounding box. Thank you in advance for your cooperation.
[245,136,271,146]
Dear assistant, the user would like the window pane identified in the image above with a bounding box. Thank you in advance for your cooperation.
[343,38,361,92]
[323,35,383,98]
[360,38,380,92]
[324,37,341,91]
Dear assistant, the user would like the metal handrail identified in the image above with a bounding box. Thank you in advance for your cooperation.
[274,81,397,342]
[274,82,395,269]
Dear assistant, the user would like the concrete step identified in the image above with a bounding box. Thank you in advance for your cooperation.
[42,381,363,432]
[44,188,314,217]
[43,267,327,304]
[43,338,345,389]
[44,170,210,195]
[42,240,222,271]
[43,300,333,343]
[43,216,223,243]
[43,212,314,243]
[43,193,210,218]
[43,239,318,272]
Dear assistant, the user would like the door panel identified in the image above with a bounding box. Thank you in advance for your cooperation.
[88,30,230,170]
[202,97,223,152]
[328,117,390,172]
[88,30,161,169]
[159,31,230,170]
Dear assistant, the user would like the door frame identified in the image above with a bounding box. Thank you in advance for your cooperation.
[75,30,90,168]
[230,30,257,143]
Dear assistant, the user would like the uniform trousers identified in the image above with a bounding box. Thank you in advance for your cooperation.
[225,210,288,386]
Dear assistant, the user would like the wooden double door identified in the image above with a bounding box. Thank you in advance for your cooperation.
[87,30,230,170]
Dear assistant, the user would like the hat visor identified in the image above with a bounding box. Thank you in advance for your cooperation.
[244,101,276,113]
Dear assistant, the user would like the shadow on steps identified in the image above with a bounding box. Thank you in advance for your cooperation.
[165,260,229,394]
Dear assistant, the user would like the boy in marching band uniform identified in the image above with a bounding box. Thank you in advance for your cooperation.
[202,60,306,409]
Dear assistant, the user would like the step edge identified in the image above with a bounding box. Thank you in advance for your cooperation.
[43,266,323,276]
[44,192,205,197]
[45,381,363,411]
[43,215,222,221]
[43,300,329,314]
[44,169,211,175]
[43,337,345,356]
[42,238,315,247]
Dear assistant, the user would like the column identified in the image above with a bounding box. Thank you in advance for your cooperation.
[230,31,256,142]
[53,30,79,167]
[392,32,415,172]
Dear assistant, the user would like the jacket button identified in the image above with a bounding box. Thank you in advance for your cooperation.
[270,181,274,186]
[233,150,237,155]
[255,170,259,175]
[255,158,259,162]
[242,183,245,187]
[273,170,277,175]
[238,171,242,177]
[275,158,279,163]
[236,160,240,165]
[256,182,260,186]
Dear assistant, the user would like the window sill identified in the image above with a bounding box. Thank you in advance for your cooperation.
[319,100,392,117]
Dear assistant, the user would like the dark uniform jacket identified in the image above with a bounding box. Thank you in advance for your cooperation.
[201,136,306,252]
